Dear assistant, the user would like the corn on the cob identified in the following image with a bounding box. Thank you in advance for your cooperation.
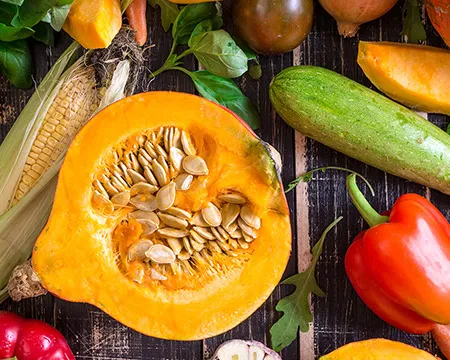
[13,66,99,202]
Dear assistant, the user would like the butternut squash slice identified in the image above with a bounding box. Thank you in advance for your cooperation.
[32,92,291,340]
[358,41,450,115]
[320,339,437,360]
[63,0,122,49]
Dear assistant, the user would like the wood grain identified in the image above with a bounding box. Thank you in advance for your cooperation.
[0,1,449,359]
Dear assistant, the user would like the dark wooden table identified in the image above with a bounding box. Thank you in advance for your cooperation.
[1,1,449,359]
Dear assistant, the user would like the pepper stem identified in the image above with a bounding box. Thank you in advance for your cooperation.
[346,174,389,227]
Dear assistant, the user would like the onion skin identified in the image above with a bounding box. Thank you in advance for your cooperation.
[318,0,399,37]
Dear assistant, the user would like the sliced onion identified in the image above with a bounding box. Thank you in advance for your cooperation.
[210,340,281,360]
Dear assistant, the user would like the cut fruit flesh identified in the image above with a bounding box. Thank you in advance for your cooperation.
[211,340,282,360]
[33,92,291,340]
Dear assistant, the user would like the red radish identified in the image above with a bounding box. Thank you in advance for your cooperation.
[318,0,399,37]
[126,0,148,46]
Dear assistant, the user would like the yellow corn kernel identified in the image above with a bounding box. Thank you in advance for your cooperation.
[14,66,99,202]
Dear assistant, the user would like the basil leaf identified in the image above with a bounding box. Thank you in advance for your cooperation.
[189,70,260,129]
[0,2,17,23]
[234,36,257,61]
[189,30,248,78]
[148,0,179,32]
[32,21,54,45]
[172,3,216,45]
[47,4,71,31]
[0,23,34,41]
[11,0,72,28]
[0,39,32,88]
[188,16,223,46]
[0,0,23,5]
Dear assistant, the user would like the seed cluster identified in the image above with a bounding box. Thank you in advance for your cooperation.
[91,127,261,284]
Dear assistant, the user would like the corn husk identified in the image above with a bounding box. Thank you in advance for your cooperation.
[0,30,142,302]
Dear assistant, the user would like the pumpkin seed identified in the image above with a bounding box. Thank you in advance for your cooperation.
[217,241,230,252]
[225,221,238,234]
[189,229,207,244]
[165,207,192,220]
[128,239,154,262]
[178,250,191,261]
[173,128,181,148]
[152,160,169,186]
[145,244,176,264]
[242,232,255,243]
[166,237,183,255]
[111,177,126,192]
[131,182,159,196]
[228,238,239,249]
[190,237,205,252]
[93,179,109,198]
[230,228,243,239]
[208,241,223,253]
[221,203,240,228]
[193,251,207,266]
[182,259,195,275]
[202,202,222,227]
[210,226,225,242]
[150,268,167,281]
[218,193,246,204]
[182,155,209,176]
[137,153,150,167]
[144,141,158,158]
[157,155,170,176]
[174,173,193,191]
[169,147,185,171]
[114,172,129,189]
[193,226,215,240]
[102,180,119,196]
[143,166,159,186]
[158,212,188,229]
[201,249,214,265]
[183,236,193,255]
[238,218,257,238]
[137,219,158,236]
[170,261,181,275]
[127,169,147,184]
[190,212,209,227]
[130,194,157,211]
[158,227,189,238]
[217,226,229,240]
[156,182,176,211]
[164,127,170,152]
[156,144,169,160]
[128,210,160,226]
[181,130,196,155]
[129,152,142,172]
[111,191,131,206]
[139,148,153,163]
[93,190,114,213]
[237,238,249,249]
[130,266,145,284]
[240,206,261,229]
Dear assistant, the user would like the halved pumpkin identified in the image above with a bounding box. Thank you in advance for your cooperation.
[32,92,291,340]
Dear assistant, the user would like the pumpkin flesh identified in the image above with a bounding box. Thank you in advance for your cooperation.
[32,92,291,340]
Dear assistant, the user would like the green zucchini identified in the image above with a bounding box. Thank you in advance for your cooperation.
[270,66,450,195]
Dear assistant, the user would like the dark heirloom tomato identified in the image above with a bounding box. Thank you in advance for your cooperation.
[233,0,314,54]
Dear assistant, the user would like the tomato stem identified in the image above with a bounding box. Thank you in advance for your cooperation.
[346,174,389,227]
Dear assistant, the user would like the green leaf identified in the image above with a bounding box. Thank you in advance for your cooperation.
[188,16,223,44]
[0,23,34,42]
[0,2,17,24]
[447,123,450,135]
[148,0,179,32]
[46,3,71,31]
[188,70,260,129]
[270,217,343,352]
[32,21,54,46]
[234,36,257,61]
[402,0,427,43]
[0,0,22,4]
[189,30,248,78]
[248,64,262,80]
[172,3,217,45]
[0,39,32,88]
[11,0,72,28]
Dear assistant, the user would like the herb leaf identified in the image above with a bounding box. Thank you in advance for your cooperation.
[46,4,71,31]
[148,0,179,32]
[0,39,32,88]
[187,70,260,129]
[172,3,217,45]
[402,0,426,43]
[11,0,72,28]
[189,30,248,78]
[188,16,223,45]
[0,23,34,41]
[270,217,343,352]
[1,0,23,4]
[32,21,54,46]
[285,166,375,196]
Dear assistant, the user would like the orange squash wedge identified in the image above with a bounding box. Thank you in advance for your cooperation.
[320,339,438,360]
[32,92,291,340]
[358,41,450,115]
[63,0,122,49]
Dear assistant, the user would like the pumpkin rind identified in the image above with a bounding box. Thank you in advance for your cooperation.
[32,92,291,340]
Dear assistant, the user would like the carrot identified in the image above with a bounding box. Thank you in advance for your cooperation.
[126,0,148,46]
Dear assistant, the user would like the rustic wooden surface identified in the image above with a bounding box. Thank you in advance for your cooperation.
[0,1,449,359]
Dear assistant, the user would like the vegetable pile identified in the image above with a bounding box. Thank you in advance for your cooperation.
[0,0,73,88]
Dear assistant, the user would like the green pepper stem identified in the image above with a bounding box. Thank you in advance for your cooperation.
[346,174,389,227]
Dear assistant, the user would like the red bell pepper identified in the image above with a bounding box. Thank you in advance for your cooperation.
[344,174,450,357]
[0,311,75,360]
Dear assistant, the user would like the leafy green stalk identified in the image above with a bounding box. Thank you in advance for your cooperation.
[285,166,375,195]
[270,217,343,352]
[148,0,180,32]
[402,0,427,43]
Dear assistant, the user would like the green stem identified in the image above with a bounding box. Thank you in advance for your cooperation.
[150,48,194,79]
[172,66,193,77]
[346,174,389,227]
